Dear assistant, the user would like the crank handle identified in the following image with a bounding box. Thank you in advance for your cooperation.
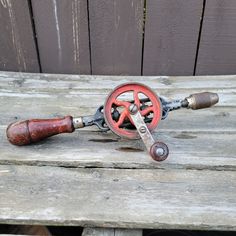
[128,104,169,162]
[6,116,76,146]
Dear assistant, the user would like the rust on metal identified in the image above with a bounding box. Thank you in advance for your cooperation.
[185,92,219,110]
[150,142,169,162]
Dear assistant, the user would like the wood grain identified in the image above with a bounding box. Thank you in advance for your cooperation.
[6,116,74,146]
[89,0,143,75]
[0,165,235,230]
[1,128,235,170]
[143,0,203,76]
[0,72,235,230]
[196,0,236,75]
[31,0,90,74]
[0,0,39,72]
[0,72,235,170]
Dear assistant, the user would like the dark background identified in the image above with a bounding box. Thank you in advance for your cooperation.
[1,0,236,76]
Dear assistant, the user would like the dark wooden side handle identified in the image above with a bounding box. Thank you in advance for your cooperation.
[6,116,75,146]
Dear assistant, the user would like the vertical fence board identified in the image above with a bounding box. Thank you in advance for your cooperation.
[0,0,39,72]
[196,0,236,75]
[89,0,143,75]
[143,0,203,76]
[31,0,90,74]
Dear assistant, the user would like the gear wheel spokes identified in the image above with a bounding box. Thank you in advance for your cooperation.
[104,83,162,139]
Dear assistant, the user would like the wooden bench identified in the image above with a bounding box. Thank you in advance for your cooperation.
[0,71,235,235]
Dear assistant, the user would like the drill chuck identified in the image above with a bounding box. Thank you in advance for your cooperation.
[183,92,219,110]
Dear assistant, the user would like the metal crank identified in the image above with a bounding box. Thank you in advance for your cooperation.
[103,83,169,161]
[103,83,219,162]
[6,82,219,162]
[128,103,169,161]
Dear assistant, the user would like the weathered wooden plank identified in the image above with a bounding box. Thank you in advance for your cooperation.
[1,127,235,170]
[0,165,235,230]
[0,72,235,91]
[1,102,235,132]
[0,72,235,127]
[89,0,143,75]
[0,72,235,170]
[196,0,236,75]
[82,227,142,236]
[143,0,203,76]
[0,0,39,72]
[31,0,90,74]
[0,87,233,111]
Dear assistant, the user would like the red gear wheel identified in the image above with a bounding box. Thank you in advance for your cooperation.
[104,83,162,139]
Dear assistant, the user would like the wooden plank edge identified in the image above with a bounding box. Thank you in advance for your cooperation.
[0,160,235,172]
[0,218,235,231]
[1,71,236,82]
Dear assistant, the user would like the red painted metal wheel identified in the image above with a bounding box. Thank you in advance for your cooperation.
[104,83,162,139]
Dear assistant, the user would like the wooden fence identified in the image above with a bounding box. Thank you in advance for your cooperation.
[1,0,236,76]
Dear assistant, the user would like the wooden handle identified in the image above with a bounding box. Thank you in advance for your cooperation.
[6,116,75,146]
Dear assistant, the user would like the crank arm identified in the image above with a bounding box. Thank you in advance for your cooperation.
[128,104,169,162]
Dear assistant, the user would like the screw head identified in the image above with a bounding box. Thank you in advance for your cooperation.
[139,126,146,133]
[155,147,164,156]
[129,104,138,114]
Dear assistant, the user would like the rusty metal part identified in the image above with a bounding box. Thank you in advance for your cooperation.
[104,83,162,139]
[160,97,183,120]
[184,92,219,110]
[150,142,169,162]
[80,106,109,131]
